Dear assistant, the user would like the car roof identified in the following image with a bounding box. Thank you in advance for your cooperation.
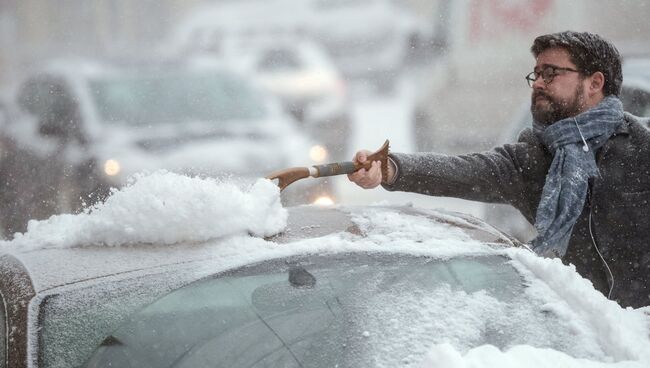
[0,205,519,295]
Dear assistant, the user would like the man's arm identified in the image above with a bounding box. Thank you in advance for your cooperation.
[381,140,549,205]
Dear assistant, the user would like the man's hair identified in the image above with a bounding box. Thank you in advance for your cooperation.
[531,31,622,96]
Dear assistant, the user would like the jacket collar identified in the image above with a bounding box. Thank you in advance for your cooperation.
[615,113,634,136]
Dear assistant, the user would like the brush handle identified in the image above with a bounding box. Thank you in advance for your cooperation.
[311,161,358,177]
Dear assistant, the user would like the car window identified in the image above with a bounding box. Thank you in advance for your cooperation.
[89,71,268,125]
[37,265,217,368]
[79,252,583,368]
[257,49,303,71]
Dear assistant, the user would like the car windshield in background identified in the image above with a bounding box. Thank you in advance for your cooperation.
[90,71,267,125]
[77,252,587,368]
[257,49,303,71]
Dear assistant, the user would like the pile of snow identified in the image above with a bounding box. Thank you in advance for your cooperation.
[1,171,286,250]
[416,249,650,368]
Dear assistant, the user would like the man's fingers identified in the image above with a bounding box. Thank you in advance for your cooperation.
[354,163,381,188]
[347,158,383,189]
[347,168,365,181]
[353,150,371,164]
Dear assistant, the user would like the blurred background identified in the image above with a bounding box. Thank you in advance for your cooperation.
[1,0,649,240]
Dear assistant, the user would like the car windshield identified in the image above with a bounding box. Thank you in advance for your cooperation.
[77,252,577,368]
[89,71,268,125]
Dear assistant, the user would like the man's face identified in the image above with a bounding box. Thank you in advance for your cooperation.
[530,47,588,125]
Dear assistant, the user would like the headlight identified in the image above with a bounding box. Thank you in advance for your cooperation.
[103,159,121,176]
[313,196,335,206]
[309,145,328,163]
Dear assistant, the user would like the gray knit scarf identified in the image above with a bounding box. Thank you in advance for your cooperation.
[531,95,624,258]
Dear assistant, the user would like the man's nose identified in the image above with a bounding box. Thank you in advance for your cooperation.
[532,75,546,89]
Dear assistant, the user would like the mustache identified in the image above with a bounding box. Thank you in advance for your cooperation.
[532,91,551,101]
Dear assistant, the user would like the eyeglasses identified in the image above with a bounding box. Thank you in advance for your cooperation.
[525,66,580,87]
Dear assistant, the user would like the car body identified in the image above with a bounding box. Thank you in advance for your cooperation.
[482,56,650,241]
[1,203,648,368]
[166,0,434,91]
[0,58,332,236]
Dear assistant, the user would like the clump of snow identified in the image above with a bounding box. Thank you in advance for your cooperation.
[1,171,286,250]
[419,343,645,368]
[505,249,650,362]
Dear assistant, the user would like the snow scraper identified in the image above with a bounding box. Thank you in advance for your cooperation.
[266,140,390,191]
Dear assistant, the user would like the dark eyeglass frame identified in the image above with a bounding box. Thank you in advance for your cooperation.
[525,66,581,87]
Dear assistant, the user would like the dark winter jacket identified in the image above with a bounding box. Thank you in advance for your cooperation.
[384,112,650,308]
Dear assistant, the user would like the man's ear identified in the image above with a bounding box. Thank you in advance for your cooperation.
[588,71,605,96]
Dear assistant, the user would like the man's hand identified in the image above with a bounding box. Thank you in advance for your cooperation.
[347,150,395,189]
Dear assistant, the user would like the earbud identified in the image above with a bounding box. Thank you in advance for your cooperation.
[574,117,590,153]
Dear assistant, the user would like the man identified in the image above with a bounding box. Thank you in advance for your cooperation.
[348,31,650,308]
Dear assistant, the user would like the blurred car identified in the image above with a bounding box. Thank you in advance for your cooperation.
[225,38,352,161]
[0,58,333,236]
[1,203,648,368]
[300,0,434,90]
[166,0,434,91]
[482,56,650,241]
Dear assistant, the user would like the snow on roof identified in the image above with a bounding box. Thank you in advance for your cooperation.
[1,171,287,251]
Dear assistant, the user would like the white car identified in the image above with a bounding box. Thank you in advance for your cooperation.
[0,58,331,236]
[0,172,648,367]
[225,38,352,161]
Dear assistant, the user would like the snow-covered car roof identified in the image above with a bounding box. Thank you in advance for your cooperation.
[0,173,648,367]
[4,178,520,293]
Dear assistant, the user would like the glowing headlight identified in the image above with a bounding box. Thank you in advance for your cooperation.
[309,145,328,163]
[313,196,335,206]
[104,159,121,176]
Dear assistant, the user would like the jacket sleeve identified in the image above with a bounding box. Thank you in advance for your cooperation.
[382,130,548,205]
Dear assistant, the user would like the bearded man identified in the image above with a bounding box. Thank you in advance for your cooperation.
[348,31,650,308]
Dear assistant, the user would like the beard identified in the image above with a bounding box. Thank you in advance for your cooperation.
[531,85,585,125]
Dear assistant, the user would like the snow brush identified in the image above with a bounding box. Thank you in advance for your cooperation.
[266,140,390,191]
